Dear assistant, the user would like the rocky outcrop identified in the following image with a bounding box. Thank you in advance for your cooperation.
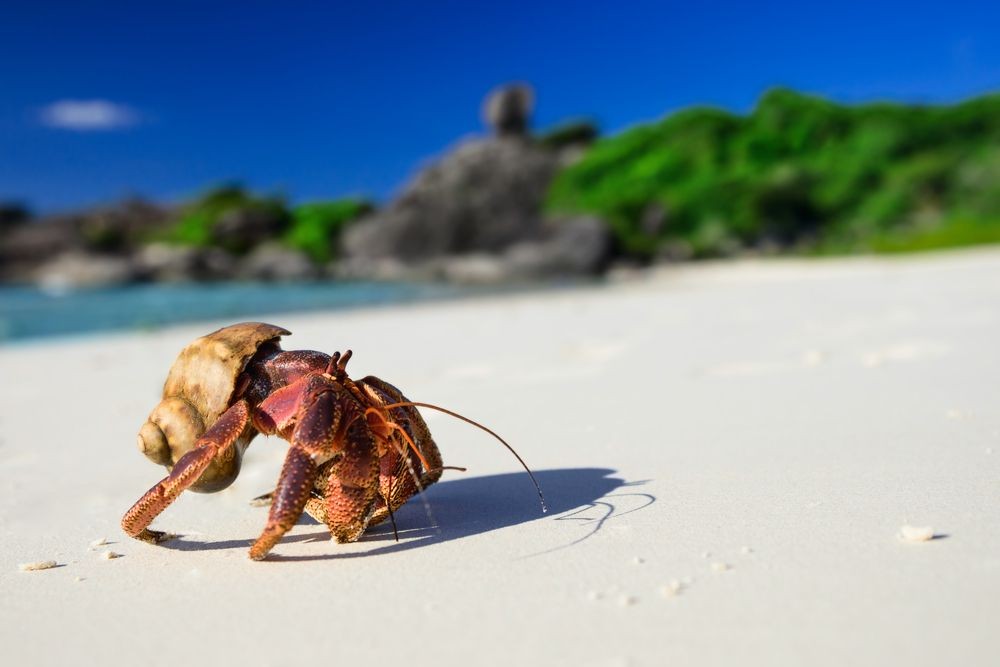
[338,216,612,285]
[212,207,289,254]
[503,216,613,279]
[342,136,560,264]
[0,199,172,283]
[133,243,237,282]
[338,83,611,282]
[33,252,137,292]
[238,243,319,282]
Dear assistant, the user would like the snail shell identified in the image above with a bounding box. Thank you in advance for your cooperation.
[137,322,290,492]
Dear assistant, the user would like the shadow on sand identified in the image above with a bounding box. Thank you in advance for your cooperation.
[163,467,654,561]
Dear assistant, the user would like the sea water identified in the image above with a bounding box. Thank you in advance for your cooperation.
[0,281,472,342]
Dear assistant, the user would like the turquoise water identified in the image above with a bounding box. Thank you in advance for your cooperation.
[0,281,471,343]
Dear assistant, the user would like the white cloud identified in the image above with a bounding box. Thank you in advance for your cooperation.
[39,99,140,131]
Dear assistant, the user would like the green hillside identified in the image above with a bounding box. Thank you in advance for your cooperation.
[547,88,1000,258]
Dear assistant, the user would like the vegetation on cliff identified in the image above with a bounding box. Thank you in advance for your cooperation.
[547,88,1000,258]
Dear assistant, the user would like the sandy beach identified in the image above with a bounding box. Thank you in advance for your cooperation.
[2,249,999,666]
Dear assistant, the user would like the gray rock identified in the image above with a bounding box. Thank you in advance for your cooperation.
[435,254,511,285]
[200,247,238,279]
[134,243,200,282]
[483,83,534,137]
[503,216,613,279]
[0,199,172,282]
[213,207,288,254]
[134,243,237,282]
[238,243,319,282]
[342,137,558,263]
[34,252,137,291]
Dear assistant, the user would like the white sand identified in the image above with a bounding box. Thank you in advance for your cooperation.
[2,249,999,666]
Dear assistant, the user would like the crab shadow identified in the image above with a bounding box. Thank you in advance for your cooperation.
[163,467,653,560]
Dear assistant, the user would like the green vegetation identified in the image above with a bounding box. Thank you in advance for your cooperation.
[285,200,373,263]
[547,88,1000,258]
[166,185,290,253]
[164,185,370,261]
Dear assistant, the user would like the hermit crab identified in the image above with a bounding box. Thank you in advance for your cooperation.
[122,322,543,560]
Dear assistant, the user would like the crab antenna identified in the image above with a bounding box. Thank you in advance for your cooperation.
[379,401,547,513]
[364,407,434,471]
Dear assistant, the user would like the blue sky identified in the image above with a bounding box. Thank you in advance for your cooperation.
[1,0,998,213]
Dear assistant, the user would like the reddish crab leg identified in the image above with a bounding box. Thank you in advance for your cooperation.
[323,416,379,543]
[122,400,251,543]
[250,386,347,559]
[249,446,319,560]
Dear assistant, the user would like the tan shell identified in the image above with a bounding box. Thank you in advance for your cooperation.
[137,322,290,492]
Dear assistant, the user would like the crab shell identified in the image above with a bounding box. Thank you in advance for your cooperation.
[136,322,290,492]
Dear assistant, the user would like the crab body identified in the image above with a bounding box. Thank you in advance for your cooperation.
[122,323,441,560]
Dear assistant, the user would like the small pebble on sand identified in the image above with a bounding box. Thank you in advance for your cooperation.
[19,560,58,572]
[586,590,603,602]
[660,580,683,597]
[88,537,108,550]
[631,556,645,565]
[899,525,935,542]
[100,550,122,560]
[701,552,712,559]
[741,546,753,555]
[74,576,85,582]
[618,595,637,607]
[710,562,731,572]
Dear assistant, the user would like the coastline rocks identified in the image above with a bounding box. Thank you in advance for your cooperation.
[505,216,613,279]
[134,243,237,282]
[34,252,137,291]
[342,137,559,263]
[212,207,289,255]
[238,243,319,282]
[336,216,612,285]
[0,199,172,284]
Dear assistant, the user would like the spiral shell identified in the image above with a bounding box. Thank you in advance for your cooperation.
[137,322,289,492]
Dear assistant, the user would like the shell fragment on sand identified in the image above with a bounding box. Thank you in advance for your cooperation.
[661,580,684,597]
[899,525,935,542]
[19,560,58,572]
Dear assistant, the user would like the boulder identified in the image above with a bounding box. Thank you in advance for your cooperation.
[483,84,534,137]
[0,199,172,282]
[134,243,237,282]
[238,243,319,282]
[342,137,559,263]
[212,207,288,254]
[34,252,137,291]
[503,216,614,279]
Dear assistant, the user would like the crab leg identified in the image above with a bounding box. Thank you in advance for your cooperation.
[248,387,340,560]
[122,400,251,543]
[323,415,379,543]
[248,446,319,560]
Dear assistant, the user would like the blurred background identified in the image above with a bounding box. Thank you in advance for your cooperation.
[2,0,999,340]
